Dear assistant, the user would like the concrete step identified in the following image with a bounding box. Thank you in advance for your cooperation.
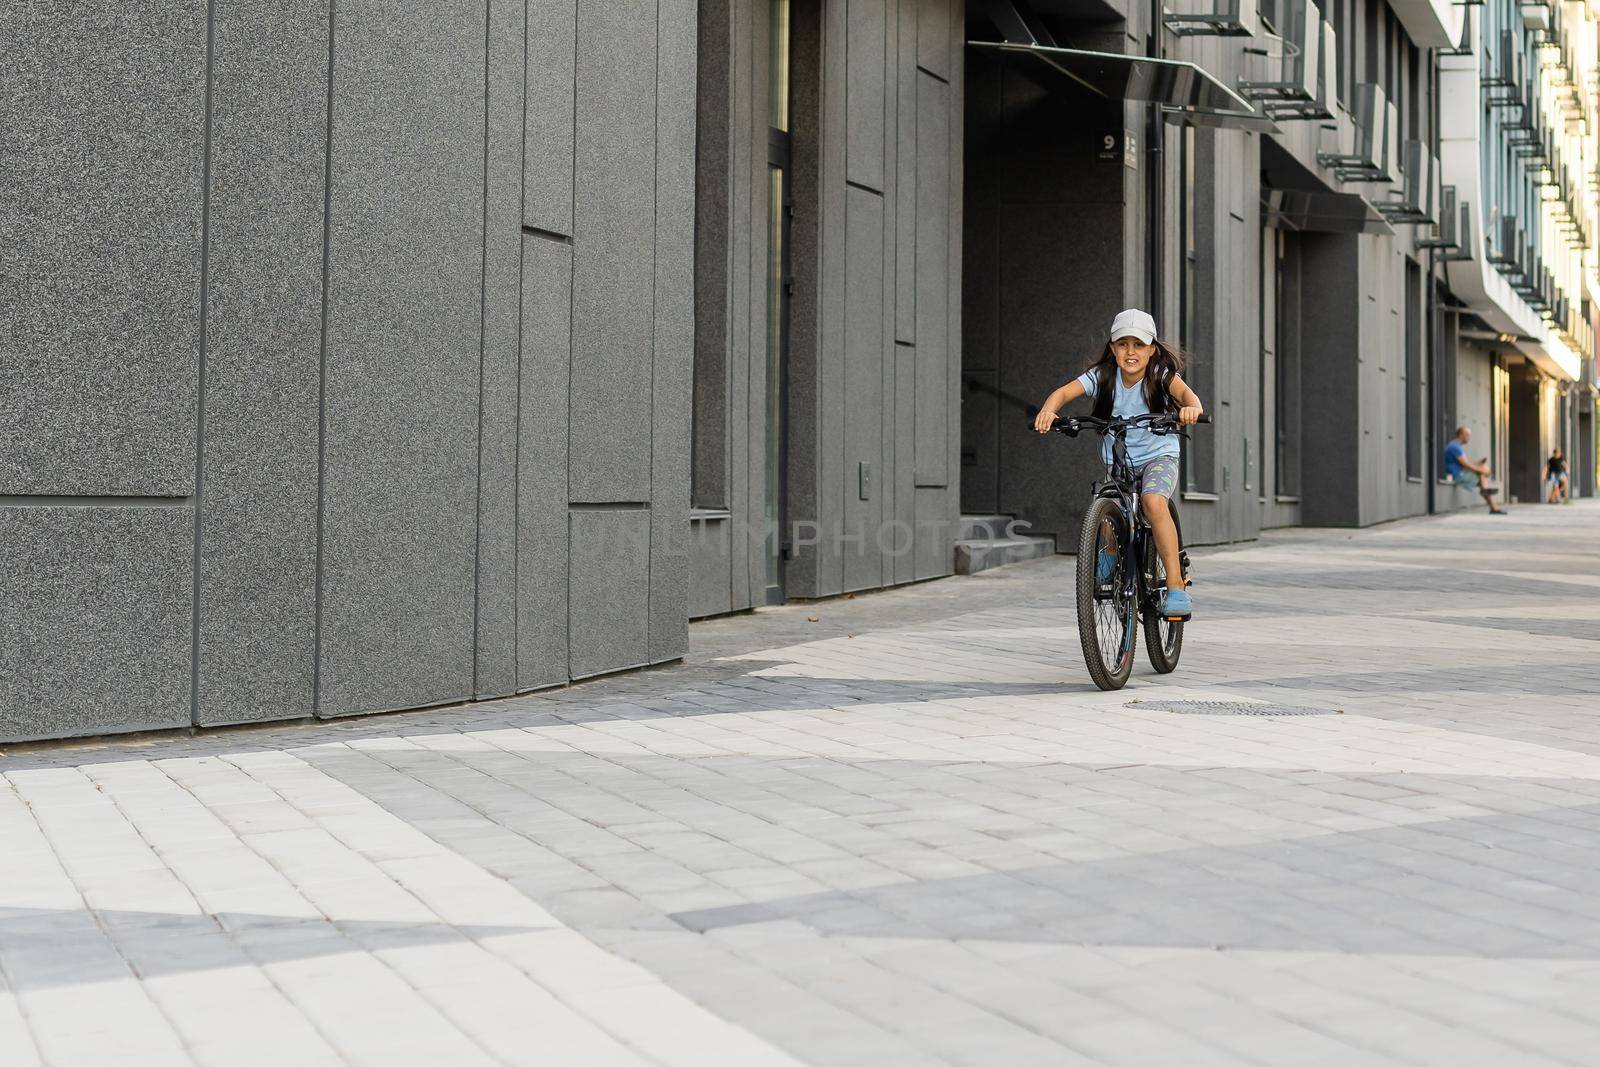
[960,514,1025,541]
[954,533,1058,575]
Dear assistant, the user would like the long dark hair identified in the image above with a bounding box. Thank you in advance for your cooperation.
[1086,339,1187,419]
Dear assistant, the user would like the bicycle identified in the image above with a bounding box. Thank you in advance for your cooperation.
[1050,411,1212,690]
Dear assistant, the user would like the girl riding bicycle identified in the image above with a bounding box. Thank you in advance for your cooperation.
[1032,309,1205,619]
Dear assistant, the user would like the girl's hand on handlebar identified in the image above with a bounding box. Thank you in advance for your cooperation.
[1033,409,1059,434]
[1178,406,1203,426]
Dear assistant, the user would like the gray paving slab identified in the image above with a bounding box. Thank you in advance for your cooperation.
[4,503,1600,1064]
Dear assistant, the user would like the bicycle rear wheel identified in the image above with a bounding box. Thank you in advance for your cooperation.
[1075,497,1135,690]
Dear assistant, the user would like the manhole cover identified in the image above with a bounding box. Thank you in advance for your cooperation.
[1130,700,1337,717]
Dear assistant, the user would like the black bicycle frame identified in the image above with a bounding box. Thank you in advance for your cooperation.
[1095,426,1157,618]
[1062,411,1192,618]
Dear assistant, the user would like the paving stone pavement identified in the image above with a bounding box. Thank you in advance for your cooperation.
[3,501,1599,1066]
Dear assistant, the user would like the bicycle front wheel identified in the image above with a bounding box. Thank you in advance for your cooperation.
[1075,497,1135,690]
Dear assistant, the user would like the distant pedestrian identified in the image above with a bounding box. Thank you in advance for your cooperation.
[1546,448,1570,504]
[1444,427,1506,514]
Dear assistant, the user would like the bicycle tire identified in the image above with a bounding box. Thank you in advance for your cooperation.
[1142,499,1184,674]
[1076,497,1136,690]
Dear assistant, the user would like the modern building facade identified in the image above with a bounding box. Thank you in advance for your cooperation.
[3,0,1595,744]
[1438,0,1599,509]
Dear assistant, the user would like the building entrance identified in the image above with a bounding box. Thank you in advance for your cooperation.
[1507,367,1541,504]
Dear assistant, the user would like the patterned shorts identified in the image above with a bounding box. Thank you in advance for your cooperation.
[1131,454,1181,498]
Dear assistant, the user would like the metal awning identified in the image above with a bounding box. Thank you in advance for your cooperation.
[968,41,1278,133]
[1261,188,1393,236]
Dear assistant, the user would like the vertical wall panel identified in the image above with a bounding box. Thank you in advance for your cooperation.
[568,0,658,502]
[913,485,946,579]
[916,0,951,79]
[196,0,329,725]
[1,508,191,742]
[319,0,485,717]
[517,237,573,689]
[743,0,772,608]
[692,0,733,511]
[914,71,950,486]
[879,0,899,586]
[569,509,649,678]
[475,0,529,699]
[524,0,576,234]
[689,516,733,617]
[728,0,756,608]
[894,342,916,582]
[943,0,964,551]
[783,1,823,598]
[844,186,886,591]
[846,0,887,191]
[1,6,205,494]
[817,0,850,596]
[650,0,697,662]
[894,0,918,343]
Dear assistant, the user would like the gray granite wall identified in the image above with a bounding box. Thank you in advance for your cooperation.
[2,0,696,742]
[690,0,967,616]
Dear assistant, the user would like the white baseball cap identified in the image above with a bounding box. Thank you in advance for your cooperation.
[1109,308,1157,345]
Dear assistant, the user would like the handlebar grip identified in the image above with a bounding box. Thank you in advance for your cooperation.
[1196,414,1212,424]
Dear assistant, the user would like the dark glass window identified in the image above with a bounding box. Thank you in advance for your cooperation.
[1408,45,1420,146]
[1387,12,1398,105]
[1364,0,1379,87]
[1331,0,1348,104]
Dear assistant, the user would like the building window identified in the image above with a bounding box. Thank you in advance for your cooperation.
[1386,10,1398,104]
[1408,45,1420,147]
[1364,0,1379,88]
[1331,0,1349,105]
[769,0,789,132]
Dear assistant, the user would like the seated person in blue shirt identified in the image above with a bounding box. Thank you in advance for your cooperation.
[1444,426,1505,514]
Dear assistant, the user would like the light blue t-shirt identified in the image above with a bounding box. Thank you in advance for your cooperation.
[1075,370,1181,468]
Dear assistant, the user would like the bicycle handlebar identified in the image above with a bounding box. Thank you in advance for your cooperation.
[1049,412,1212,438]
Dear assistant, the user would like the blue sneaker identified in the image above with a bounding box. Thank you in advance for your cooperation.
[1096,549,1117,582]
[1161,588,1192,620]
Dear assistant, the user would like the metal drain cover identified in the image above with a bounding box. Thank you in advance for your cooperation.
[1130,700,1337,717]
